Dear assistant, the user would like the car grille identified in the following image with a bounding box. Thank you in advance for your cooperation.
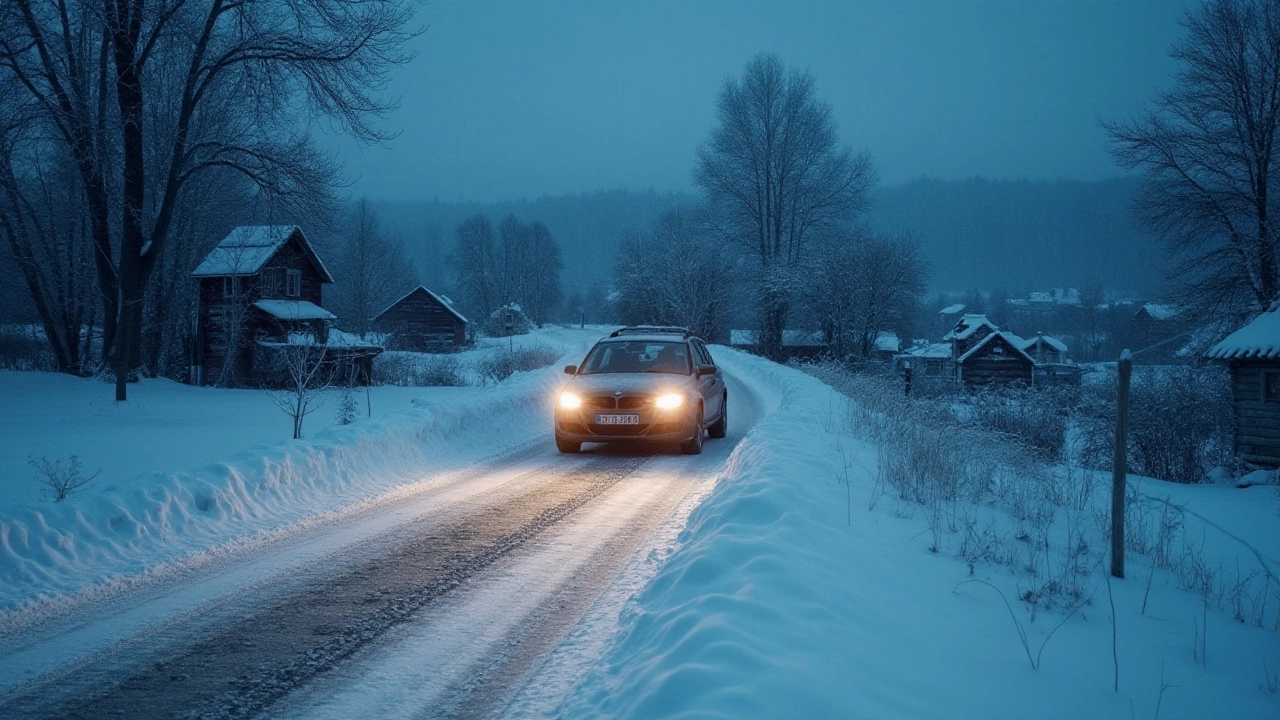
[617,396,649,409]
[589,424,648,436]
[584,396,617,409]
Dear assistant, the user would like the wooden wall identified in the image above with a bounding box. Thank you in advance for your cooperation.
[374,288,466,351]
[959,334,1033,388]
[1231,361,1280,466]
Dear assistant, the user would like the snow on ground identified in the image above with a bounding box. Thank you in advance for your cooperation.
[559,349,1280,720]
[0,326,603,616]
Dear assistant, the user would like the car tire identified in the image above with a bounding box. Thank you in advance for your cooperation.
[556,437,581,454]
[708,393,727,439]
[681,406,704,455]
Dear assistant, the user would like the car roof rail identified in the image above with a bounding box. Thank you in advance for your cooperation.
[608,325,692,338]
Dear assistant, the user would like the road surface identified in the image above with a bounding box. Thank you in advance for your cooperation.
[0,374,761,719]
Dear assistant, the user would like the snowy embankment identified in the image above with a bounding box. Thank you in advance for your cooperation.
[561,350,1280,719]
[0,327,601,617]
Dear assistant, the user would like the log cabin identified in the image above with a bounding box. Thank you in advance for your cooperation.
[191,225,380,387]
[372,286,469,351]
[1207,308,1280,467]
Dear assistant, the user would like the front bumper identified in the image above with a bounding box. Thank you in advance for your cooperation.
[555,407,698,443]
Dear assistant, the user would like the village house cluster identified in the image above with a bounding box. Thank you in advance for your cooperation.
[192,226,468,388]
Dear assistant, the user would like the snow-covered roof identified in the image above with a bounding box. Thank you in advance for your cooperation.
[252,299,336,321]
[900,342,952,359]
[191,226,333,283]
[1207,309,1280,360]
[374,286,469,324]
[944,314,999,340]
[1138,303,1179,320]
[939,304,965,316]
[874,331,900,353]
[327,328,384,350]
[729,329,826,347]
[1019,333,1068,353]
[956,331,1035,364]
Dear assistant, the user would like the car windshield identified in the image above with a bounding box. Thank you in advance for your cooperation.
[579,340,691,375]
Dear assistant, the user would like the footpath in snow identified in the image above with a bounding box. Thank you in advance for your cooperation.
[558,349,1280,720]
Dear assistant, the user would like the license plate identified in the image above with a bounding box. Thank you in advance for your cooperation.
[595,413,639,425]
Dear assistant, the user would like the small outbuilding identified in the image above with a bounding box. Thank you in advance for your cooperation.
[1019,333,1068,364]
[372,286,469,351]
[1207,308,1280,467]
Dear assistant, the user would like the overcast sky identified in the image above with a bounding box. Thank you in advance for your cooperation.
[320,0,1189,203]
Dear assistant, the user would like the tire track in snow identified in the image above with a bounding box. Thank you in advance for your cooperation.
[0,455,650,720]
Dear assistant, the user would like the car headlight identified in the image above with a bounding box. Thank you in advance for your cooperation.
[655,393,684,410]
[559,391,582,409]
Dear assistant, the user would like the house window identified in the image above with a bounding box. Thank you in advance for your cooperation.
[1265,371,1280,402]
[260,267,285,298]
[222,276,244,297]
[287,269,301,297]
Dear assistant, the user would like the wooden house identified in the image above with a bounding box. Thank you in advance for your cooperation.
[955,331,1035,388]
[372,286,469,351]
[729,329,826,360]
[1207,309,1280,467]
[945,314,999,358]
[191,225,379,387]
[1019,333,1067,364]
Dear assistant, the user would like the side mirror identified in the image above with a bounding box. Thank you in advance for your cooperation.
[564,364,577,375]
[696,364,717,377]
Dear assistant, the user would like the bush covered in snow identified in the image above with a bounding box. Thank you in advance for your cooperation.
[482,304,533,337]
[966,386,1072,462]
[1076,365,1234,484]
[477,343,561,385]
[374,352,466,387]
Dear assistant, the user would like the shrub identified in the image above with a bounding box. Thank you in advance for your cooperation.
[965,387,1072,462]
[482,304,534,337]
[374,352,466,387]
[0,325,56,371]
[1077,365,1233,484]
[30,454,99,501]
[478,343,561,384]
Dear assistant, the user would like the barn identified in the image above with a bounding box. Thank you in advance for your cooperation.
[372,286,469,351]
[955,330,1035,388]
[1207,308,1280,467]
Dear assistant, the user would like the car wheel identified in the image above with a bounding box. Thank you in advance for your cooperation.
[681,406,704,455]
[556,437,581,454]
[708,393,727,439]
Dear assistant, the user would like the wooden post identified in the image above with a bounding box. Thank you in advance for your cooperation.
[1111,350,1132,579]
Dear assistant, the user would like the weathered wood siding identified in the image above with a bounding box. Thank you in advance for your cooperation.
[195,230,330,386]
[1231,361,1280,466]
[959,334,1033,388]
[952,325,994,359]
[374,288,466,350]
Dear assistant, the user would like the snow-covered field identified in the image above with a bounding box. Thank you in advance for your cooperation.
[0,326,603,615]
[558,350,1280,719]
[2,331,1277,718]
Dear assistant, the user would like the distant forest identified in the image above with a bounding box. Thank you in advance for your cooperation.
[373,176,1162,310]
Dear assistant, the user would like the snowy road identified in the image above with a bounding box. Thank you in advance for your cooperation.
[0,374,761,719]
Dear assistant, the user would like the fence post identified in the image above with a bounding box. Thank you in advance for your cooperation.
[1111,350,1132,579]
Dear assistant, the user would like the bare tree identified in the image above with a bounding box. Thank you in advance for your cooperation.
[614,208,734,341]
[0,94,100,375]
[268,334,337,440]
[450,214,562,327]
[803,232,928,361]
[519,220,563,327]
[0,1,417,401]
[327,198,416,336]
[449,214,498,320]
[695,53,876,360]
[1105,0,1280,319]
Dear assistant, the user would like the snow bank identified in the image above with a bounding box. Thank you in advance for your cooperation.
[562,351,1280,719]
[0,361,565,615]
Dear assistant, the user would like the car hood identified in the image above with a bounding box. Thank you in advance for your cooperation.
[567,372,695,396]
